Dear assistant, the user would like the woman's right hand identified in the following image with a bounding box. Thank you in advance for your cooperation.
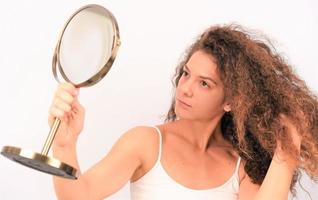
[48,82,85,148]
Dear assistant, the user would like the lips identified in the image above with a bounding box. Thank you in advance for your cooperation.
[177,99,191,107]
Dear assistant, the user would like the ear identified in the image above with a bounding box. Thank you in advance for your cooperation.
[223,103,231,112]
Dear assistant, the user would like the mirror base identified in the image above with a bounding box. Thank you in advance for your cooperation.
[1,146,78,179]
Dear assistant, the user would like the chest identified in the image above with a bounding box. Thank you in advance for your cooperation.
[159,137,238,189]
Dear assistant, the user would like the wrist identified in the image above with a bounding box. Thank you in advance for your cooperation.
[53,141,77,153]
[273,148,298,171]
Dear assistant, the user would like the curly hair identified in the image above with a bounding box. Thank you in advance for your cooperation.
[164,24,318,193]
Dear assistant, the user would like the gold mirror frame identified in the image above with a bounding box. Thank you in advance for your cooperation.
[52,4,121,88]
[1,4,120,180]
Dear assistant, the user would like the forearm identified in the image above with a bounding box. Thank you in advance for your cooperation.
[253,149,297,200]
[53,144,89,200]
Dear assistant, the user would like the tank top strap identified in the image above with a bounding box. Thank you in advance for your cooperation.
[152,126,163,164]
[234,156,241,176]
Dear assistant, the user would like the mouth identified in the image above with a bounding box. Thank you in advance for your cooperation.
[177,99,191,107]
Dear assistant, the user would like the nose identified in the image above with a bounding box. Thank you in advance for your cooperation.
[179,79,193,97]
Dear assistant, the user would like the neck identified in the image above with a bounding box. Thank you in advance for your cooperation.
[174,115,226,153]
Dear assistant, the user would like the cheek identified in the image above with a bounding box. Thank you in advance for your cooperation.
[196,91,225,113]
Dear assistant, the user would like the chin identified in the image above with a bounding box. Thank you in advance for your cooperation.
[175,109,195,120]
[175,108,215,122]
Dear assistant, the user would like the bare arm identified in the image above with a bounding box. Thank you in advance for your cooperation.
[49,83,152,200]
[238,148,297,200]
[53,126,149,200]
[238,114,301,200]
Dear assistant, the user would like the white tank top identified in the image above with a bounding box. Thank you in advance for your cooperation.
[130,126,241,200]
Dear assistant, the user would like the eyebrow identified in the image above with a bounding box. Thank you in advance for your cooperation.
[184,65,217,85]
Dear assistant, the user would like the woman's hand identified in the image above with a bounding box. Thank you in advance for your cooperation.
[278,113,302,151]
[274,113,303,168]
[242,114,303,200]
[48,82,85,148]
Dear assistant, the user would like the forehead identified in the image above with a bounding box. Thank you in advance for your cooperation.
[186,50,221,81]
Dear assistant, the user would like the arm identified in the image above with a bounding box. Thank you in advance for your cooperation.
[238,148,297,200]
[53,126,151,200]
[238,114,301,200]
[49,83,153,199]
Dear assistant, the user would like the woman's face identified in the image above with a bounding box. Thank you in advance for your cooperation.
[175,50,230,121]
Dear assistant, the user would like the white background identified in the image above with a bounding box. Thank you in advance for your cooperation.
[0,0,317,199]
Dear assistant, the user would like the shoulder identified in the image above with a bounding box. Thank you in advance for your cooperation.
[224,150,248,186]
[118,125,161,164]
[236,158,260,198]
[121,125,160,144]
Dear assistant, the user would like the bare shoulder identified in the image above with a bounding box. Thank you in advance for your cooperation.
[122,125,160,145]
[221,148,247,186]
[121,126,159,142]
[237,159,260,199]
[120,125,161,165]
[78,126,161,199]
[223,150,259,192]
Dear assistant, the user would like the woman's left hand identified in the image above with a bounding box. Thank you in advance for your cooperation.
[278,113,302,152]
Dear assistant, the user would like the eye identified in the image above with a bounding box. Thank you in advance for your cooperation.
[201,81,210,88]
[182,70,189,77]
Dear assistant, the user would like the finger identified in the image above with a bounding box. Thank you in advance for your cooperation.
[55,89,75,104]
[50,106,65,119]
[48,112,68,126]
[53,97,72,113]
[58,82,78,96]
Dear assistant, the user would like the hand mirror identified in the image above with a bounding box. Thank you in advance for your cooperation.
[1,4,120,179]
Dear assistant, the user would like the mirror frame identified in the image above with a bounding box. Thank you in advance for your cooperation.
[52,4,121,88]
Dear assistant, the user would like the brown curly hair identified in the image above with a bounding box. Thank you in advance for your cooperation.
[164,24,318,193]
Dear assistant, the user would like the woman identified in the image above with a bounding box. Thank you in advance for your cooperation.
[49,24,318,200]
